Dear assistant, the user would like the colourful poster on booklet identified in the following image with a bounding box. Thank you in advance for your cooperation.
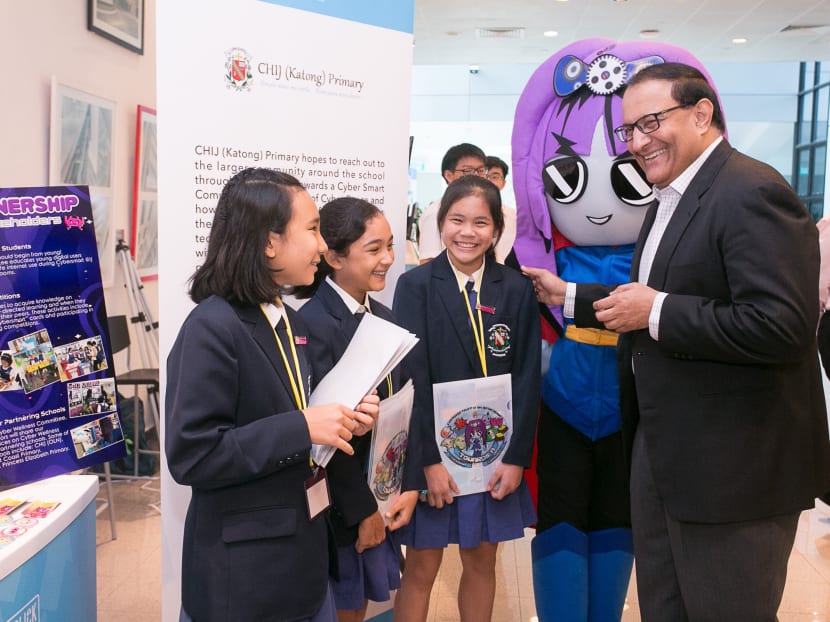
[0,185,125,486]
[432,373,513,497]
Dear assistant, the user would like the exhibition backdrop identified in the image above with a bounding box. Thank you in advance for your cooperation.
[157,2,414,619]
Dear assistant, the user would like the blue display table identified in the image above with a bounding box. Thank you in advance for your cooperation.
[0,474,99,622]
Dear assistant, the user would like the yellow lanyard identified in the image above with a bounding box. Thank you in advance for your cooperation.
[462,285,488,376]
[261,305,307,411]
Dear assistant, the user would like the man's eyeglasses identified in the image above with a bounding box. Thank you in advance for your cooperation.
[613,104,691,142]
[454,167,487,176]
[486,171,505,182]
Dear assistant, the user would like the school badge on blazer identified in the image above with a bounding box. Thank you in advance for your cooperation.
[487,324,511,357]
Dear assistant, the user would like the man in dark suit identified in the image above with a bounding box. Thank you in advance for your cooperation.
[525,62,830,620]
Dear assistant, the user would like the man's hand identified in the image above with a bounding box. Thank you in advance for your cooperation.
[593,283,658,333]
[521,266,567,306]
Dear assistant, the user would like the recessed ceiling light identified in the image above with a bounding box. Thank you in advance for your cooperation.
[732,37,748,44]
[544,30,558,37]
[613,0,628,3]
[639,29,660,38]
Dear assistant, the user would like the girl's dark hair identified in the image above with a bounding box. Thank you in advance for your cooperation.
[436,175,504,262]
[294,196,381,299]
[189,167,305,305]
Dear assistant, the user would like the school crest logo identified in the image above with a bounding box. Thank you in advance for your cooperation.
[487,324,511,357]
[225,47,253,91]
[372,431,408,500]
[439,406,509,468]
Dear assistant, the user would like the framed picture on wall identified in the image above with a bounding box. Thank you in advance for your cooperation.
[131,105,158,281]
[87,0,144,55]
[49,78,117,287]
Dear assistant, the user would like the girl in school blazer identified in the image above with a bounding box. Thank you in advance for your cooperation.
[296,197,416,622]
[392,176,541,622]
[166,169,379,622]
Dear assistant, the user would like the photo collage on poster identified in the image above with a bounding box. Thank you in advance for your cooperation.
[3,327,122,462]
[70,413,123,460]
[6,329,61,393]
[54,334,108,382]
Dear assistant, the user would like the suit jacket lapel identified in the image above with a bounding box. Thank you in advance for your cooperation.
[433,253,481,373]
[643,140,733,289]
[646,198,699,289]
[630,201,658,281]
[236,304,297,403]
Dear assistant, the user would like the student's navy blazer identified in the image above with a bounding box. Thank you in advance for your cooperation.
[393,252,541,480]
[166,295,328,622]
[299,281,406,545]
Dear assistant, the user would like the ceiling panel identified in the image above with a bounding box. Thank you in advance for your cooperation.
[413,0,830,64]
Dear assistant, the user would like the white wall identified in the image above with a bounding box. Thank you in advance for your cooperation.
[2,1,158,326]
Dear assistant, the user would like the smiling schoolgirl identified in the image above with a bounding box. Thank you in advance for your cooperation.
[296,196,417,622]
[392,175,541,622]
[166,168,380,622]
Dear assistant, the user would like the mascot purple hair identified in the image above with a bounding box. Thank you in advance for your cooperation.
[511,39,723,621]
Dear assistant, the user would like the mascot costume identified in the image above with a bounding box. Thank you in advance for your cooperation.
[511,39,723,620]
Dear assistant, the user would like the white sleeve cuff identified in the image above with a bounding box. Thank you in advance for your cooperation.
[648,292,668,340]
[564,282,576,319]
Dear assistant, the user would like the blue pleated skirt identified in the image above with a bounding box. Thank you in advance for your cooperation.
[398,479,536,549]
[331,529,403,610]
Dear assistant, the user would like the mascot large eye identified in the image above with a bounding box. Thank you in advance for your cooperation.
[610,157,654,206]
[543,157,588,204]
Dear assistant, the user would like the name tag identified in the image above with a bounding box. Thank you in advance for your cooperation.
[305,466,331,520]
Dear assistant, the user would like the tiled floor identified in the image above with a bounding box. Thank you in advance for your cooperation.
[96,478,162,622]
[95,479,830,621]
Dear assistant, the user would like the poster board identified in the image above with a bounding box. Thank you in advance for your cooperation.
[0,185,125,486]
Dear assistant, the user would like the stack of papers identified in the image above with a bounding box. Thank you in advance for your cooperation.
[310,312,418,467]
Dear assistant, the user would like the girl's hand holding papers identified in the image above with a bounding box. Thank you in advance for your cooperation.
[353,392,380,436]
[302,403,362,455]
[302,392,377,454]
